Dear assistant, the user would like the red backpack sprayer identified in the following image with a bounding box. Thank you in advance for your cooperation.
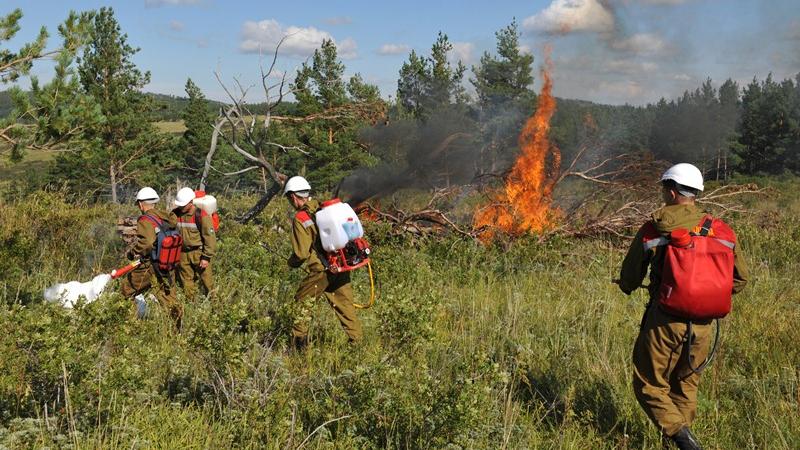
[44,218,183,310]
[315,198,376,308]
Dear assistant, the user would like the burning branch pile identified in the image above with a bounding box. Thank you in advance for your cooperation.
[473,47,561,241]
[340,47,766,241]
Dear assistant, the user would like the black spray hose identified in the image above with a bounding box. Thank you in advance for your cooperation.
[684,318,721,375]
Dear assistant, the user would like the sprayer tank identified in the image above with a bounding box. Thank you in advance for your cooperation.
[315,199,363,252]
[194,194,217,215]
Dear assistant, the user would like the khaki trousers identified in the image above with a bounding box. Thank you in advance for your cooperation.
[119,261,182,327]
[177,249,213,300]
[292,270,362,342]
[632,304,712,437]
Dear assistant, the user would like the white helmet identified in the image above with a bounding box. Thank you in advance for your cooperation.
[661,163,704,194]
[174,187,196,207]
[283,176,311,197]
[135,187,160,203]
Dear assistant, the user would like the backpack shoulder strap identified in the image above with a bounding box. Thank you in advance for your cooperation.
[139,214,163,231]
[695,215,713,237]
[195,208,207,246]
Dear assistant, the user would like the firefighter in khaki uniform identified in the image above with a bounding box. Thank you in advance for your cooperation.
[121,187,182,326]
[284,176,362,351]
[173,187,216,299]
[618,164,749,450]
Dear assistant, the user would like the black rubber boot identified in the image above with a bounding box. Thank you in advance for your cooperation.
[290,336,308,353]
[670,427,703,450]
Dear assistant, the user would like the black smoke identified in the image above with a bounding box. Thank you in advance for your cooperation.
[338,108,482,205]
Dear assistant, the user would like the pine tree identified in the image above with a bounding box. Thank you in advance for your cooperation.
[471,20,535,173]
[291,39,382,189]
[396,50,428,118]
[1,9,94,160]
[52,7,164,202]
[395,32,467,119]
[0,9,47,83]
[735,74,800,174]
[179,78,214,169]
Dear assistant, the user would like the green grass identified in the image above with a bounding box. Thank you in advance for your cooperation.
[0,180,798,449]
[154,120,186,134]
[0,150,54,187]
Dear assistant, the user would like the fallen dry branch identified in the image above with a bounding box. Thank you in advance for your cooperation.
[356,187,477,239]
[554,181,769,239]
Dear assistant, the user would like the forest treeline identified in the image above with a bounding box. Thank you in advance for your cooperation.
[1,7,798,202]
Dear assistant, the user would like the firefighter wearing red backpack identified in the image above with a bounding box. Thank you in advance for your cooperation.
[173,187,217,300]
[283,176,363,351]
[121,187,183,328]
[617,164,749,450]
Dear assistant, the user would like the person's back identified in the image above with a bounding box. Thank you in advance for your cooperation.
[618,164,748,450]
[121,187,181,328]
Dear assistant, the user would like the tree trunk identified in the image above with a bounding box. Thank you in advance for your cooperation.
[237,181,283,224]
[110,163,118,203]
[328,127,333,145]
[723,150,728,182]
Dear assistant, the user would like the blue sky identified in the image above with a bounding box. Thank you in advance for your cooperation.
[4,0,799,105]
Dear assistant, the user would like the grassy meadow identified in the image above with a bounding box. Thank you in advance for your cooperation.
[0,176,798,449]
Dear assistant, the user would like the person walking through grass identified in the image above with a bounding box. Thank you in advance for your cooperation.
[617,163,749,450]
[283,176,363,352]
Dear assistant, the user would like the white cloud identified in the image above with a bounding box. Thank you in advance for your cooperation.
[448,42,475,66]
[523,0,615,35]
[338,38,358,59]
[145,0,200,7]
[324,16,353,26]
[377,43,410,56]
[673,73,692,81]
[240,19,357,59]
[168,20,185,32]
[636,0,689,5]
[610,33,668,55]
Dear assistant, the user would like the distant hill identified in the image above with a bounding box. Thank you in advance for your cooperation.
[0,90,18,117]
[0,90,298,121]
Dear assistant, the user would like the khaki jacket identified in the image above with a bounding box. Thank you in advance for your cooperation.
[288,199,327,273]
[619,203,749,299]
[175,207,217,261]
[132,208,177,260]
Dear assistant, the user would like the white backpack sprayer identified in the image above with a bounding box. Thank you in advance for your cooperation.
[315,198,376,309]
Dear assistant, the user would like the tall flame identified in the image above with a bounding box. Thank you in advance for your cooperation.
[474,47,561,241]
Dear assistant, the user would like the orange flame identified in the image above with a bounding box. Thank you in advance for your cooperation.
[358,200,381,222]
[474,46,561,241]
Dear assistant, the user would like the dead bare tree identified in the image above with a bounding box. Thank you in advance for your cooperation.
[199,38,385,223]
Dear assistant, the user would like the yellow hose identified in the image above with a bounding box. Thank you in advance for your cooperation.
[354,261,376,309]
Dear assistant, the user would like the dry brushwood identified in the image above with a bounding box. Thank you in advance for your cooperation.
[356,187,476,239]
[116,216,138,252]
[551,149,768,238]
